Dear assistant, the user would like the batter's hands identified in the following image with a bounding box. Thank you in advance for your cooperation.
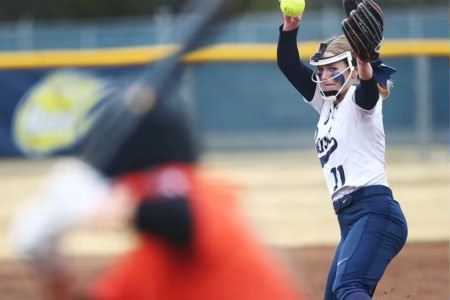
[282,15,301,31]
[88,183,135,230]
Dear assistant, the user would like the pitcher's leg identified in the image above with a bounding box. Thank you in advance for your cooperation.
[324,243,342,300]
[332,208,407,299]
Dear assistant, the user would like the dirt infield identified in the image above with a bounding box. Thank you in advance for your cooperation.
[284,242,449,300]
[0,242,447,300]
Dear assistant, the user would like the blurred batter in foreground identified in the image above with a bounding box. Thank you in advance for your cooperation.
[10,101,305,300]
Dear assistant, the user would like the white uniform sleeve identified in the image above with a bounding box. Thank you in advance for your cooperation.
[9,158,111,261]
[303,85,324,114]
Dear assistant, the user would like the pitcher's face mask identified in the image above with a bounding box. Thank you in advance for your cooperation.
[310,43,355,102]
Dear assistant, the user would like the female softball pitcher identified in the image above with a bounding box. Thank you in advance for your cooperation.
[277,1,408,299]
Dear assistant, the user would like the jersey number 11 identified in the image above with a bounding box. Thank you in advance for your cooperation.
[331,165,346,191]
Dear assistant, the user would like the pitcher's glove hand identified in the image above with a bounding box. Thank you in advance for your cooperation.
[342,0,384,62]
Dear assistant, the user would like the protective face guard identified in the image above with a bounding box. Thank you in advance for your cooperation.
[310,49,355,102]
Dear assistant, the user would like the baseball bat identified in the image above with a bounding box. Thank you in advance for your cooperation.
[81,0,234,170]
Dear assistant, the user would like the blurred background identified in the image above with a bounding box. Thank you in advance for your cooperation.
[0,0,448,299]
[0,0,448,153]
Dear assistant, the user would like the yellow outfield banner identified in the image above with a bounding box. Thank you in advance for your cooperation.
[185,40,450,62]
[0,46,178,69]
[0,39,448,69]
[380,39,450,57]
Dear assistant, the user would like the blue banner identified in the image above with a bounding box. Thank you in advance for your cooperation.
[0,54,448,157]
[0,66,144,157]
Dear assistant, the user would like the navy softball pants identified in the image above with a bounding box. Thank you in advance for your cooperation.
[324,185,408,300]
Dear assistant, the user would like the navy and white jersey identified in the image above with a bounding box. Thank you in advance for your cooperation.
[306,85,388,201]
